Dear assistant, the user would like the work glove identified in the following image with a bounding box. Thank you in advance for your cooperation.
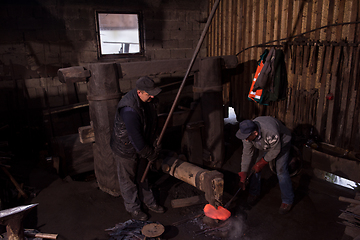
[154,143,162,155]
[238,171,247,190]
[252,158,268,173]
[147,149,158,163]
[139,145,158,163]
[153,137,162,154]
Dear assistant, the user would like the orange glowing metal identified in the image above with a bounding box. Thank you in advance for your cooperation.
[203,204,231,221]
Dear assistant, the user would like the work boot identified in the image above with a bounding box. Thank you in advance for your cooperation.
[247,194,259,206]
[145,204,165,213]
[279,203,292,215]
[130,210,148,221]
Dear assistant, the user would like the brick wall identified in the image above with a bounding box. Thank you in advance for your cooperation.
[0,0,208,106]
[0,0,208,143]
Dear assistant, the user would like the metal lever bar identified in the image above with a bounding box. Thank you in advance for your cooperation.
[223,170,254,209]
[140,0,221,183]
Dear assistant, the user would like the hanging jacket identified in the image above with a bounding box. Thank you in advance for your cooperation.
[248,49,268,103]
[248,47,288,105]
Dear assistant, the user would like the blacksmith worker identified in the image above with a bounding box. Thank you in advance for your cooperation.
[110,76,165,221]
[236,116,294,214]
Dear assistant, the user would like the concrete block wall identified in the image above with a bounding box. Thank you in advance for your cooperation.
[0,0,208,111]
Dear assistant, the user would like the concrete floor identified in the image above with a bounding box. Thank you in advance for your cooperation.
[2,154,353,240]
[0,122,357,240]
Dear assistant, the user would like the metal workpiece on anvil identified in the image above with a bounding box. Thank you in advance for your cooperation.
[161,152,224,208]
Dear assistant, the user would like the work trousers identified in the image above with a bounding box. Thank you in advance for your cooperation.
[249,144,294,205]
[113,154,156,213]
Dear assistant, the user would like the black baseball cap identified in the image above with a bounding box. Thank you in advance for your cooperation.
[236,120,257,140]
[136,76,161,96]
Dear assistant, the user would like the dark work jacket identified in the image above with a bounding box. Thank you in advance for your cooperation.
[110,89,158,158]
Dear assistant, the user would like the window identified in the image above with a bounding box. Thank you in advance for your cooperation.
[96,12,144,58]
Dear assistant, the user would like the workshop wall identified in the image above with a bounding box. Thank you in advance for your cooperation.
[0,0,208,147]
[208,0,360,150]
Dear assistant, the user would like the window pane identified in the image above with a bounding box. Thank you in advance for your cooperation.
[98,13,140,55]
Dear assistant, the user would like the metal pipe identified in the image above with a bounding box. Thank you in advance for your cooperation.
[157,0,221,146]
[141,0,221,183]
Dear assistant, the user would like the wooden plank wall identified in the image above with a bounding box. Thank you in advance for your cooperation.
[208,0,360,150]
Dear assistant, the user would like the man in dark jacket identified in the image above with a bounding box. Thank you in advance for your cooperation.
[236,116,294,214]
[110,76,165,221]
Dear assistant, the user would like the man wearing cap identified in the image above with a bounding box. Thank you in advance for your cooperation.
[236,116,294,214]
[110,76,165,221]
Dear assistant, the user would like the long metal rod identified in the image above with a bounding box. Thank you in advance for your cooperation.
[141,0,221,183]
[158,0,221,146]
[223,170,254,209]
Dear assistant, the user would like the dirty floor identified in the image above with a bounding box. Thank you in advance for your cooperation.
[0,159,354,240]
[0,121,357,240]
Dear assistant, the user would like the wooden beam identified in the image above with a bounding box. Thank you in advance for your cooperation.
[118,55,238,79]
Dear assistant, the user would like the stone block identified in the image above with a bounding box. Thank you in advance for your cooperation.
[164,21,184,31]
[119,79,132,93]
[170,49,186,59]
[161,31,171,41]
[24,30,39,42]
[47,86,59,97]
[80,51,98,63]
[0,30,23,42]
[193,22,205,31]
[183,21,193,31]
[50,77,63,87]
[43,29,64,42]
[146,20,164,31]
[48,95,64,108]
[32,6,44,19]
[163,40,179,49]
[39,78,47,88]
[68,18,91,30]
[170,30,187,40]
[25,78,41,88]
[64,8,80,19]
[163,10,182,21]
[154,49,171,59]
[73,41,97,51]
[18,17,43,30]
[60,51,77,65]
[186,10,202,23]
[76,82,88,94]
[0,6,8,19]
[42,17,66,30]
[198,48,208,58]
[67,30,95,42]
[185,49,196,58]
[78,8,91,20]
[0,80,15,89]
[146,39,163,49]
[27,88,37,99]
[6,6,23,18]
[77,93,87,103]
[149,30,165,41]
[180,40,194,49]
[59,84,68,95]
[145,49,155,60]
[35,87,45,98]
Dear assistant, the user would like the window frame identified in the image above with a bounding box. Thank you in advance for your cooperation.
[95,10,145,59]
